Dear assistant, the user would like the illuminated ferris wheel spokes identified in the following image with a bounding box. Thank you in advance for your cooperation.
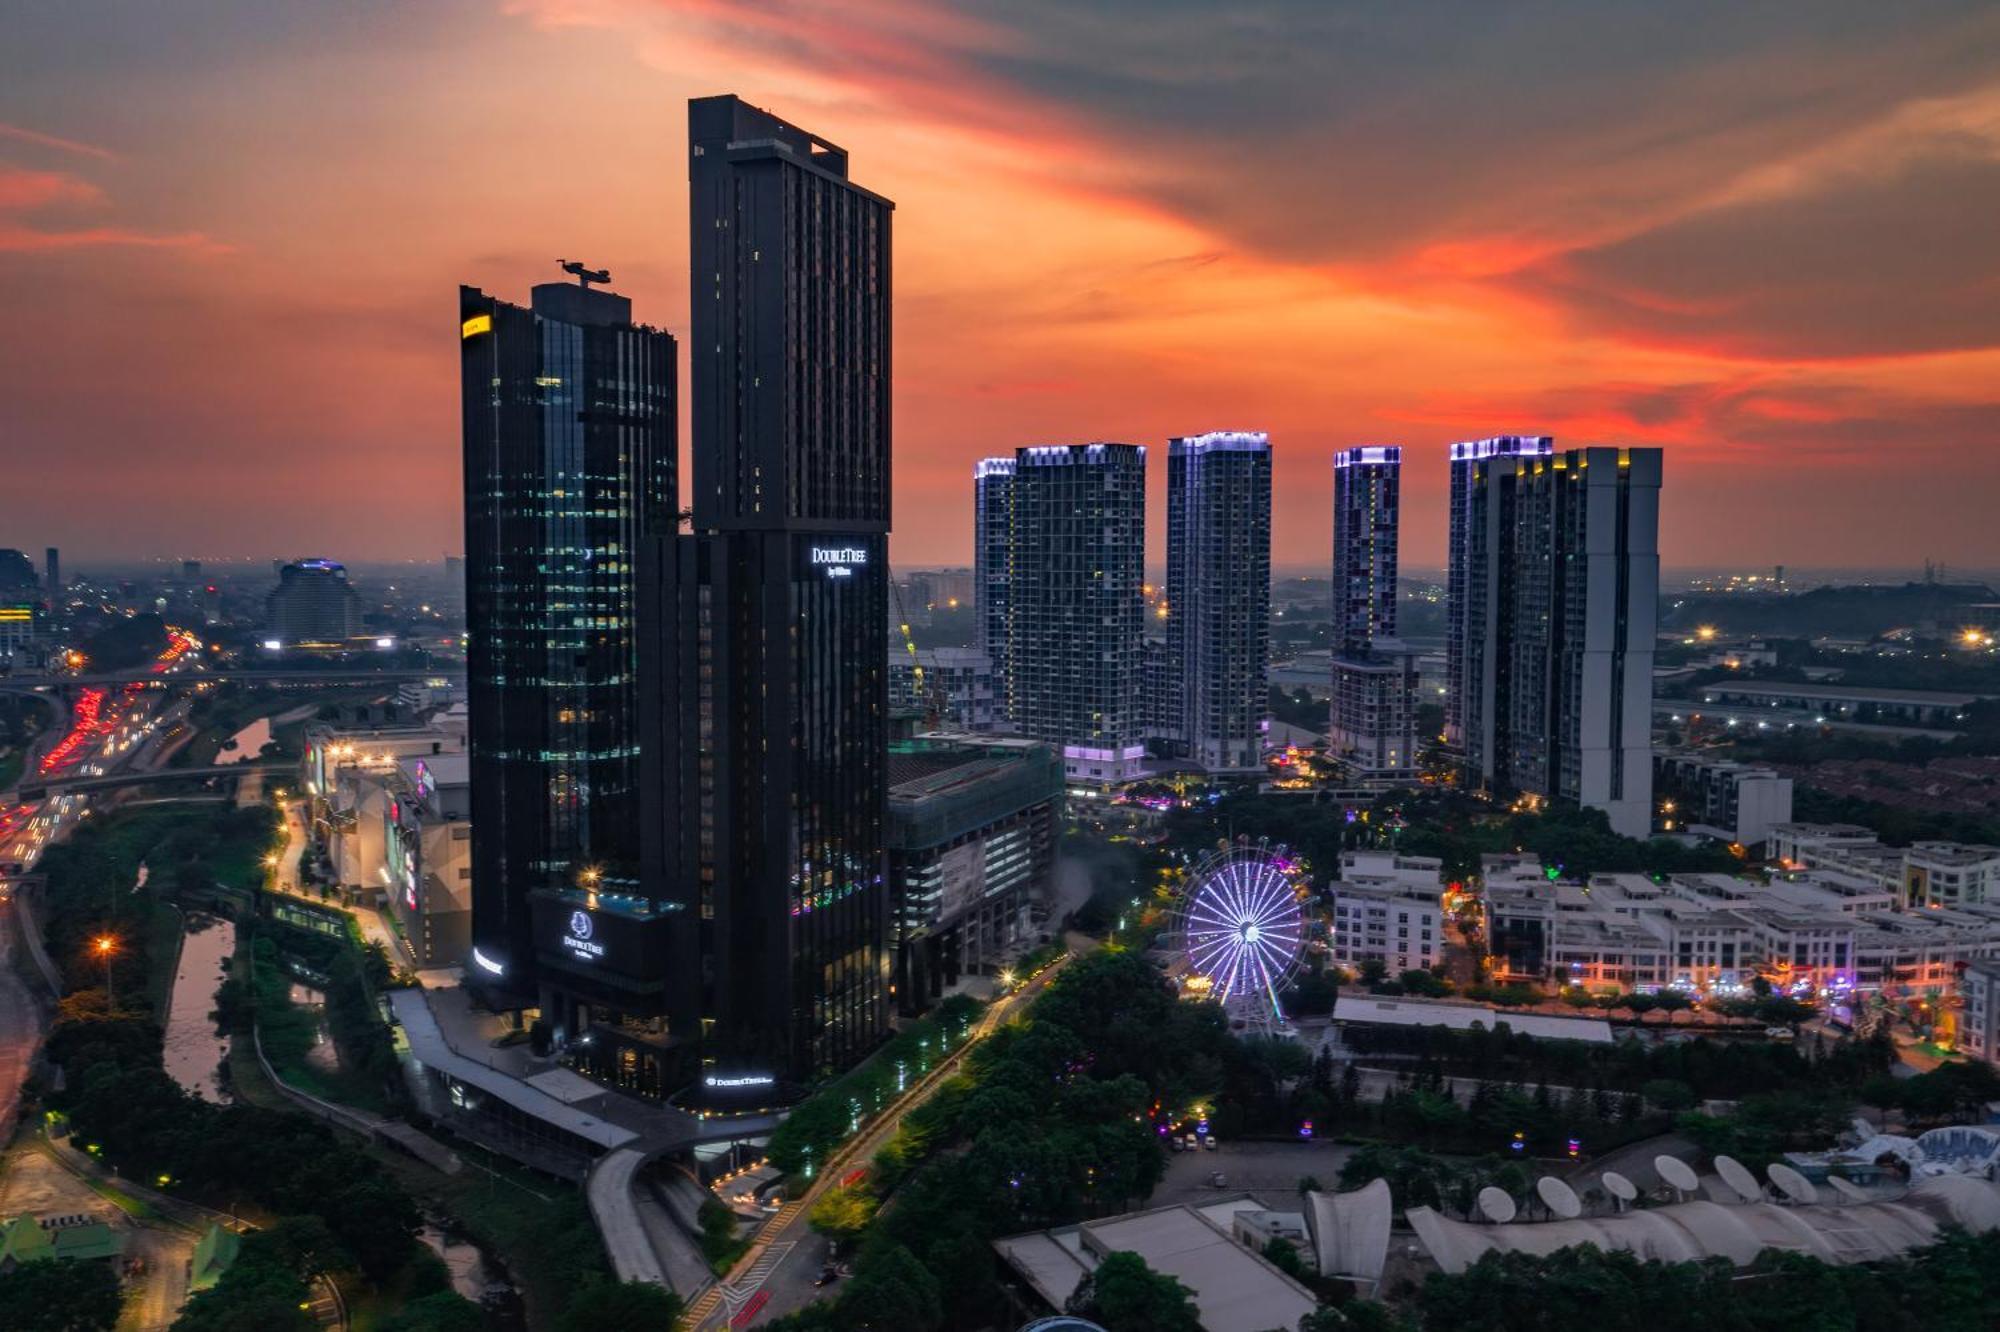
[1176,844,1309,1032]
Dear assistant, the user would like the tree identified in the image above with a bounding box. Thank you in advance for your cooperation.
[809,1185,878,1246]
[0,1260,124,1332]
[376,1291,486,1332]
[552,1281,682,1332]
[838,1243,942,1331]
[1066,1251,1202,1332]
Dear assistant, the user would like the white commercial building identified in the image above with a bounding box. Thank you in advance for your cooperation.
[1960,959,2000,1064]
[1331,872,1443,976]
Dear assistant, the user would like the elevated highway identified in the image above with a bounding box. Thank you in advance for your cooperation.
[14,761,286,803]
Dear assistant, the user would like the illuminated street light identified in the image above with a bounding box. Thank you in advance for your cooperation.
[94,935,117,1008]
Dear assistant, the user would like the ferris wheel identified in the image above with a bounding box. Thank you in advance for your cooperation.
[1175,843,1311,1033]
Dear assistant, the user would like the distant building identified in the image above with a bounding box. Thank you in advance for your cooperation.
[1654,754,1794,847]
[42,547,59,604]
[181,559,202,582]
[1905,842,2000,910]
[886,735,1062,1013]
[1328,447,1417,783]
[1961,959,2000,1065]
[1165,431,1272,773]
[301,719,471,966]
[1459,446,1660,838]
[903,567,974,620]
[264,559,363,646]
[1005,443,1148,785]
[1445,437,1552,752]
[889,646,997,731]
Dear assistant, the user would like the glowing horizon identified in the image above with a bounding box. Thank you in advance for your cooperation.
[2,1,1996,571]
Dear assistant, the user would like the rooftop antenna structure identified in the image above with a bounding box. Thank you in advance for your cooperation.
[1536,1176,1582,1221]
[1656,1155,1699,1200]
[558,259,611,289]
[1714,1154,1763,1203]
[1600,1171,1638,1213]
[1476,1187,1516,1224]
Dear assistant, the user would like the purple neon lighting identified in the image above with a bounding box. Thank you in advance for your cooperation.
[1447,435,1554,462]
[1184,855,1305,1021]
[1333,445,1402,469]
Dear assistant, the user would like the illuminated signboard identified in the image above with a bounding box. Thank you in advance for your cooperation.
[461,313,492,339]
[413,759,435,803]
[806,544,869,580]
[703,1073,775,1090]
[562,909,604,961]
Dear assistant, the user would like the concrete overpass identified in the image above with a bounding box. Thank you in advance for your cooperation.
[15,760,287,802]
[0,667,461,692]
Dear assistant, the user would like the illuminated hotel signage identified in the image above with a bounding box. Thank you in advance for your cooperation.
[703,1073,775,1090]
[562,908,605,961]
[461,313,492,339]
[809,545,869,579]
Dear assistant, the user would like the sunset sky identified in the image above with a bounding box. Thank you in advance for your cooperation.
[3,1,1998,572]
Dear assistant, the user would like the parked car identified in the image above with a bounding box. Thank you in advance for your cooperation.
[1204,1135,1219,1151]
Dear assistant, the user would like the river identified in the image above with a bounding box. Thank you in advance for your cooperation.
[162,913,235,1103]
[418,1222,519,1318]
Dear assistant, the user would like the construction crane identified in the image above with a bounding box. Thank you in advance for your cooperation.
[889,580,949,730]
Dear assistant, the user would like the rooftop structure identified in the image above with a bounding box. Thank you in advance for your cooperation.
[1408,1173,2000,1274]
[995,1201,1318,1332]
[886,736,1062,1013]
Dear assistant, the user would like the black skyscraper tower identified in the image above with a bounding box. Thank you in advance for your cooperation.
[459,276,676,1012]
[660,96,893,1081]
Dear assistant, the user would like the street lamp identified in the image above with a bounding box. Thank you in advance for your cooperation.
[94,935,116,1009]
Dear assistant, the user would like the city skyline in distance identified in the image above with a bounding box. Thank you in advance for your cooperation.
[3,2,1998,570]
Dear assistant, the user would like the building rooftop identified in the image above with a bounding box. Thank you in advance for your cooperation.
[1331,995,1614,1044]
[996,1202,1317,1332]
[1702,682,1991,706]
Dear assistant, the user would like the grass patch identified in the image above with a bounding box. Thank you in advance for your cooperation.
[140,898,185,1021]
[0,744,26,793]
[229,930,392,1114]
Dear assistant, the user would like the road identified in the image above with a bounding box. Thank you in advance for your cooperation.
[0,901,47,1142]
[0,1138,197,1332]
[268,798,415,968]
[691,942,1088,1329]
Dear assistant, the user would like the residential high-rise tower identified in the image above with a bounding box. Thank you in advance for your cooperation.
[1165,431,1272,772]
[1446,436,1552,751]
[1005,443,1147,785]
[1460,446,1660,837]
[1328,447,1418,782]
[974,457,1015,719]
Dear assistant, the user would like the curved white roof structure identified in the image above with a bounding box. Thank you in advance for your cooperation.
[1304,1179,1393,1283]
[1407,1175,2000,1275]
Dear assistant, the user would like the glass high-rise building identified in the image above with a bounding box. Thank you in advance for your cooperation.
[1165,431,1271,772]
[264,559,363,646]
[1005,443,1147,785]
[1329,446,1418,782]
[458,277,676,1007]
[661,95,894,1082]
[1446,436,1552,751]
[1460,446,1660,837]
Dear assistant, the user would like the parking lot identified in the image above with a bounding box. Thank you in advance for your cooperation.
[1151,1136,1357,1208]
